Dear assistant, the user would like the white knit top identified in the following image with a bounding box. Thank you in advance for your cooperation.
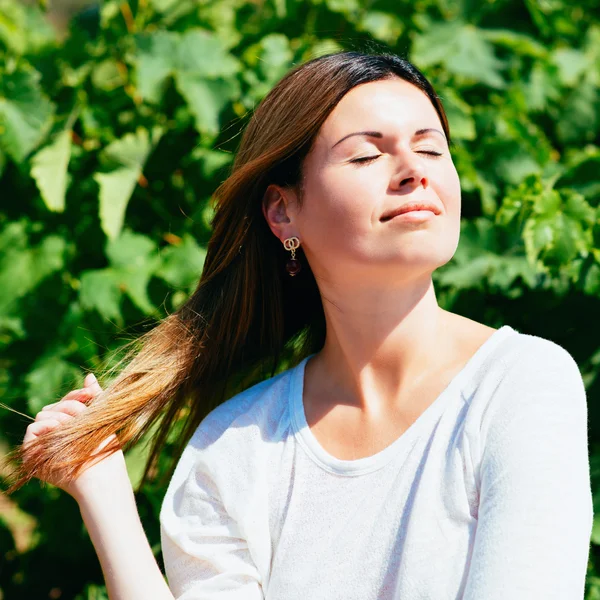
[160,325,593,599]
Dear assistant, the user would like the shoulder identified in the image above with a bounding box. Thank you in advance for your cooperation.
[462,323,582,385]
[463,327,586,441]
[179,357,304,464]
[161,359,301,515]
[462,330,589,494]
[494,329,583,386]
[476,330,587,438]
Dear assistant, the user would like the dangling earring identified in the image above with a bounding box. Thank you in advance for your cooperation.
[283,236,301,276]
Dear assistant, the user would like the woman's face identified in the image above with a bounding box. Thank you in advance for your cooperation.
[269,77,462,284]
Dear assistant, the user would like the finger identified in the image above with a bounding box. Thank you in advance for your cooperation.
[41,400,87,418]
[62,388,94,402]
[23,419,61,446]
[68,388,95,403]
[43,390,92,411]
[35,410,72,424]
[84,373,103,395]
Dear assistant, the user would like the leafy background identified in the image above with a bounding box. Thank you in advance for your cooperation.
[1,0,599,597]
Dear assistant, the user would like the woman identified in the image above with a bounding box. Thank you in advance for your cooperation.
[8,51,593,599]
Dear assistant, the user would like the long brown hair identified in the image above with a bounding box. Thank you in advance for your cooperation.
[4,50,451,495]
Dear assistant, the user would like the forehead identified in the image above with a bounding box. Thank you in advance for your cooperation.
[317,78,440,142]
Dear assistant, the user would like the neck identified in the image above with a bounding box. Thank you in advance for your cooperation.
[307,276,452,415]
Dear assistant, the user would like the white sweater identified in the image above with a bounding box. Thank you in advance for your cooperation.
[159,325,593,599]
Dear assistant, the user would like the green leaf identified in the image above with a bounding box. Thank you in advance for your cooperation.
[134,31,179,103]
[174,76,238,135]
[79,269,124,325]
[0,1,56,55]
[133,29,240,108]
[0,67,54,162]
[301,39,344,60]
[523,216,554,265]
[30,129,72,212]
[148,0,180,11]
[551,48,589,86]
[487,255,538,289]
[324,0,361,17]
[94,128,163,240]
[592,513,600,545]
[523,62,561,112]
[243,34,293,87]
[106,230,160,314]
[412,22,505,88]
[101,127,162,168]
[95,168,140,241]
[563,190,596,226]
[436,254,493,290]
[446,27,506,88]
[440,88,476,141]
[106,229,156,269]
[494,148,542,185]
[481,29,547,58]
[412,20,462,68]
[176,29,240,78]
[25,356,82,415]
[79,231,161,322]
[92,59,126,92]
[191,147,233,179]
[0,223,66,316]
[556,79,599,144]
[357,11,404,45]
[156,233,206,289]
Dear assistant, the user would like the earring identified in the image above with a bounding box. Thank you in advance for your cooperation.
[283,236,301,276]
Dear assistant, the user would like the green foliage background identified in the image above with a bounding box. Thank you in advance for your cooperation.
[1,0,599,597]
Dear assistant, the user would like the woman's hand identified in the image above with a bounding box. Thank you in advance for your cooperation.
[23,373,129,502]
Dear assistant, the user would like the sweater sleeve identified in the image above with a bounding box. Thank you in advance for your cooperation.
[462,341,594,599]
[159,434,264,600]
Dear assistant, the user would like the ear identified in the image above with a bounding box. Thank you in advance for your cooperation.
[262,183,300,243]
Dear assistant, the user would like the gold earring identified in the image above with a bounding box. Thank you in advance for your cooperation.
[283,237,301,276]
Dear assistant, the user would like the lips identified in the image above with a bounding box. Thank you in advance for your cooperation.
[380,201,441,222]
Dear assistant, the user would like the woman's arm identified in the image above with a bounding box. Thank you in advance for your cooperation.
[74,456,174,600]
[159,429,265,599]
[462,341,593,599]
[23,374,174,600]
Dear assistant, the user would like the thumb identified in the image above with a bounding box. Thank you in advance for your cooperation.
[84,372,103,393]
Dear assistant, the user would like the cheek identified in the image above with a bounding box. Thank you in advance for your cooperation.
[303,171,376,231]
[432,163,461,215]
[296,178,376,263]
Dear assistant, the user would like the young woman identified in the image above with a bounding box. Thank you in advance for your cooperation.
[8,51,593,599]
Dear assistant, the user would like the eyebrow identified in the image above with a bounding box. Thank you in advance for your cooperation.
[331,128,446,149]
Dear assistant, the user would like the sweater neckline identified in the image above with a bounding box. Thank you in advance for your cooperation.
[289,324,518,476]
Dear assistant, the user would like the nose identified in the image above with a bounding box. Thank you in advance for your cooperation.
[392,157,429,191]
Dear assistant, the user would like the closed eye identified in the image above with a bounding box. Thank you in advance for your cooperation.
[350,151,443,165]
[350,155,381,164]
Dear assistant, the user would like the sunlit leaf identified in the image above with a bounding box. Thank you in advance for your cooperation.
[357,11,404,45]
[0,0,55,55]
[551,48,589,86]
[92,59,126,92]
[30,129,72,213]
[413,22,505,88]
[176,29,240,78]
[134,31,179,103]
[94,128,163,240]
[0,67,54,161]
[174,76,238,135]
